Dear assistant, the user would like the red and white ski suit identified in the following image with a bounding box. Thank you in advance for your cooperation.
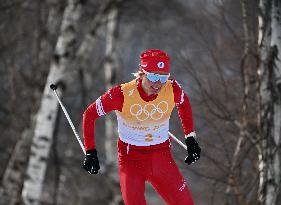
[83,79,195,205]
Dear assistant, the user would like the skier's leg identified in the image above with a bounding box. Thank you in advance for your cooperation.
[118,159,147,205]
[149,151,194,205]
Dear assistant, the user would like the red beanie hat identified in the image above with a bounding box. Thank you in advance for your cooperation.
[140,49,170,73]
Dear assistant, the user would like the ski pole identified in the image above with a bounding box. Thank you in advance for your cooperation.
[50,84,86,155]
[168,131,187,150]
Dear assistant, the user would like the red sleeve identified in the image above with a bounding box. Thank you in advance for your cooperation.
[83,85,123,151]
[171,80,194,136]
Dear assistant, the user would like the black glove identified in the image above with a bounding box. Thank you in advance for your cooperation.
[83,149,100,174]
[185,137,201,165]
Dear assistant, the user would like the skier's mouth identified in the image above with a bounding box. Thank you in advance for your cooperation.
[151,86,161,92]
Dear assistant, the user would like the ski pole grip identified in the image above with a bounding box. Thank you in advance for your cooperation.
[50,84,58,90]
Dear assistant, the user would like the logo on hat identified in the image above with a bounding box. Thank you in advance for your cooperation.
[157,62,165,69]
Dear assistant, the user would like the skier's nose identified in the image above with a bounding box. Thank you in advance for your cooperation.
[153,80,162,86]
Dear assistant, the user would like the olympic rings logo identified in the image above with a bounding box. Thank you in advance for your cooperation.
[130,101,168,121]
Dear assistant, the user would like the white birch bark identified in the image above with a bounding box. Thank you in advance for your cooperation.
[104,7,119,165]
[265,0,281,204]
[76,0,115,58]
[103,6,124,205]
[257,1,272,203]
[0,1,62,204]
[258,0,281,204]
[21,1,83,204]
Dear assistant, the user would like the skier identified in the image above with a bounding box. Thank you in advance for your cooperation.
[82,49,201,205]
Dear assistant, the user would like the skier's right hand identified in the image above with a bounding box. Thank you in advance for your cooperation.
[83,149,100,174]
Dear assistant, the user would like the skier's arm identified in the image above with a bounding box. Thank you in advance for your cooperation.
[83,85,123,151]
[172,80,196,138]
[172,80,201,164]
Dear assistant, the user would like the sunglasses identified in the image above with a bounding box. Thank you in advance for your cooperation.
[142,70,170,83]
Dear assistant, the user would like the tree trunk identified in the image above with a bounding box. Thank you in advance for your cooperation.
[103,4,124,204]
[265,0,281,204]
[76,0,116,58]
[0,129,33,205]
[104,7,119,165]
[21,1,84,204]
[257,0,272,203]
[257,0,281,204]
[0,1,63,204]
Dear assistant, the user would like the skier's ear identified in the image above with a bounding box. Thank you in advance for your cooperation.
[139,72,145,80]
[139,69,145,79]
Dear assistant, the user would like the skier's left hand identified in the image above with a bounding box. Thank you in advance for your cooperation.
[185,137,201,165]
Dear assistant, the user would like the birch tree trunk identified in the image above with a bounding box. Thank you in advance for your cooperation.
[257,1,272,203]
[21,1,84,204]
[0,129,33,205]
[265,0,281,204]
[103,4,124,205]
[257,0,281,204]
[76,0,116,58]
[104,7,119,165]
[0,1,63,204]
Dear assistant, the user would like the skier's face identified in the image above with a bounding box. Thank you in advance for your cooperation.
[141,70,170,96]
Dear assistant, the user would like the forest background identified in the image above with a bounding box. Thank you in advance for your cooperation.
[0,0,280,205]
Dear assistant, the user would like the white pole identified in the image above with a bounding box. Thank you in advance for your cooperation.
[168,131,187,150]
[51,85,86,155]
